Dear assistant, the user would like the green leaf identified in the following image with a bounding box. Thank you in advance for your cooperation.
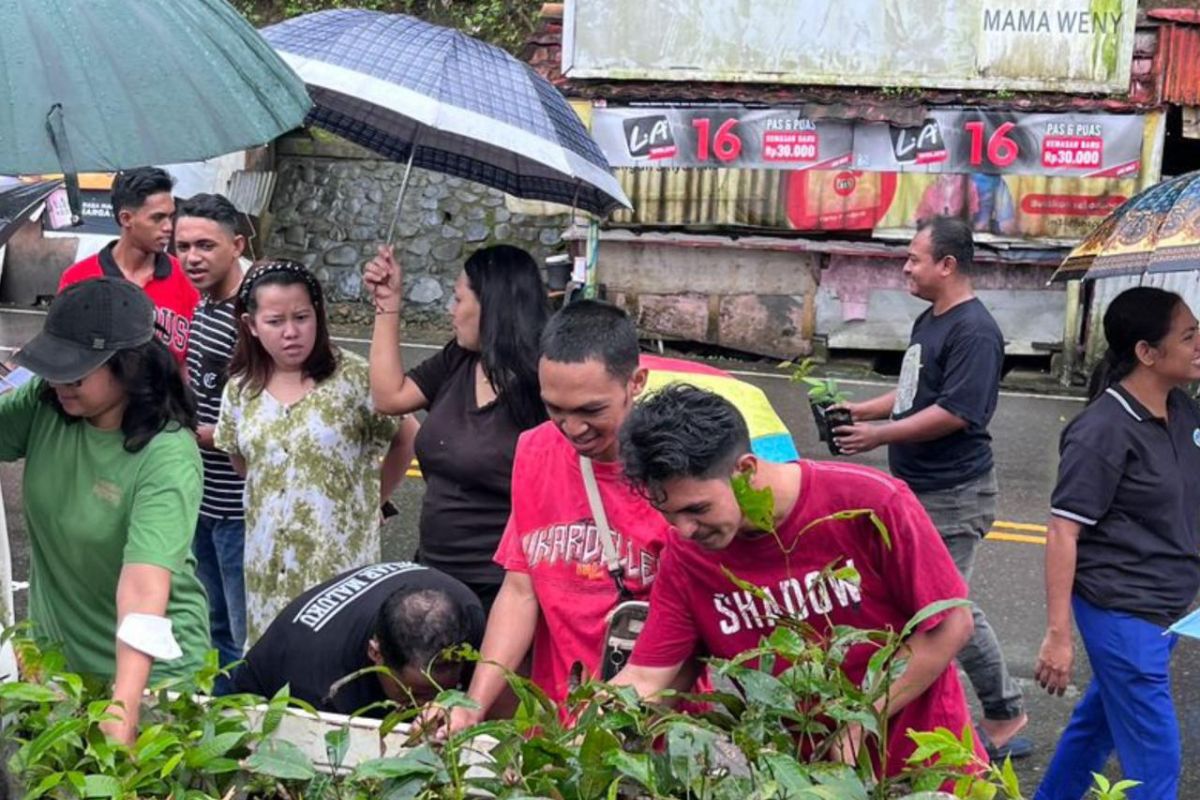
[736,669,795,711]
[580,727,621,798]
[352,745,443,781]
[900,599,972,639]
[159,751,184,779]
[732,472,776,533]
[185,731,246,768]
[325,727,350,770]
[19,718,87,768]
[25,773,64,800]
[244,738,317,781]
[604,750,656,792]
[82,775,121,799]
[0,683,60,703]
[431,688,481,711]
[261,684,290,737]
[761,752,813,794]
[1000,755,1021,797]
[135,729,181,764]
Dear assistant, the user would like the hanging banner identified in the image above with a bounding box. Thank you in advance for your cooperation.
[592,107,1144,178]
[592,107,854,171]
[782,170,1132,240]
[565,0,1137,94]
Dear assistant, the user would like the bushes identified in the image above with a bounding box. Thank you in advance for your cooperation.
[1,620,1057,800]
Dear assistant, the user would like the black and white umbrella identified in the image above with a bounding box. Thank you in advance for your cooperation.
[262,9,630,235]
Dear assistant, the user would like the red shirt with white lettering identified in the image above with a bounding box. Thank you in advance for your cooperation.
[631,460,984,775]
[58,242,198,364]
[494,421,674,705]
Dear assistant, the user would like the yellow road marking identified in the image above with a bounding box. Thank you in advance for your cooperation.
[994,520,1048,533]
[986,531,1046,545]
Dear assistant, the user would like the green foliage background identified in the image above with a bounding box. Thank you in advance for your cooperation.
[232,0,545,54]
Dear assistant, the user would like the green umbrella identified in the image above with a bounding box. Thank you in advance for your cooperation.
[0,0,311,217]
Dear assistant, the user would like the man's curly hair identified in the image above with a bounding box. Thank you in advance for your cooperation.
[618,384,751,504]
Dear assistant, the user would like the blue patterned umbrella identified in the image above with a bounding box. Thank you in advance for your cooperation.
[1052,170,1200,282]
[261,10,630,224]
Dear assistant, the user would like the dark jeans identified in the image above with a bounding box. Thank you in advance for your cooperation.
[916,469,1024,721]
[193,515,247,683]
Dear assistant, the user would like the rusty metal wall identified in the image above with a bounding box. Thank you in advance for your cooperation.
[609,168,788,228]
[1157,22,1200,105]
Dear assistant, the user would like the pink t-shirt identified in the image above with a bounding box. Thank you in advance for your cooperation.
[631,460,985,776]
[494,421,673,705]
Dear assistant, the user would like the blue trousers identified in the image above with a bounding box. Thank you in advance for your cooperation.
[1035,595,1180,800]
[193,515,247,680]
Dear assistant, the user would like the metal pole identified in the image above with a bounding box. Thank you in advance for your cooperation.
[384,134,420,246]
[0,473,15,682]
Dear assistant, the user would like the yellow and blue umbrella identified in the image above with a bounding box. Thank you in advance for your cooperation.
[641,354,799,462]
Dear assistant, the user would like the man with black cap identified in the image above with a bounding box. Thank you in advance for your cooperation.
[0,277,210,744]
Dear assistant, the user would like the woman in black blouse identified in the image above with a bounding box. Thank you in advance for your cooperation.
[366,244,548,611]
[1034,287,1200,800]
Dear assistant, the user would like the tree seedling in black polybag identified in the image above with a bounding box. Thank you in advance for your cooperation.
[784,358,853,455]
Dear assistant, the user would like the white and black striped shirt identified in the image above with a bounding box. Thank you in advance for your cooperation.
[186,297,245,519]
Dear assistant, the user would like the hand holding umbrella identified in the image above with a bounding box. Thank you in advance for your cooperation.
[364,245,403,314]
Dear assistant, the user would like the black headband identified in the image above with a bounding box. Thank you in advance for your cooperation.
[238,261,324,308]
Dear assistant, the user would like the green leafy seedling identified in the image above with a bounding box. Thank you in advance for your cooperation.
[732,471,775,534]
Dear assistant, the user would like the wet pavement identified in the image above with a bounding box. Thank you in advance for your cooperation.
[2,306,1198,795]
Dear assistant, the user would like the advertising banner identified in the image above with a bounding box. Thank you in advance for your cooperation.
[565,0,1137,94]
[783,170,1133,240]
[592,107,1144,179]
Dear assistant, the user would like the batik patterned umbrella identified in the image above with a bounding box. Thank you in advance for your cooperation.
[1052,170,1200,281]
[261,9,630,224]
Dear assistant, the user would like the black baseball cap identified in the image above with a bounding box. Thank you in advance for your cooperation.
[14,277,155,384]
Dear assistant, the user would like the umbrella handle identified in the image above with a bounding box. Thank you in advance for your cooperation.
[385,135,420,247]
[45,105,83,226]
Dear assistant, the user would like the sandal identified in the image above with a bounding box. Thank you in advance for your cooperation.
[976,725,1034,761]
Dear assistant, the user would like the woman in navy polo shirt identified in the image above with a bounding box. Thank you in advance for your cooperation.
[1034,287,1200,800]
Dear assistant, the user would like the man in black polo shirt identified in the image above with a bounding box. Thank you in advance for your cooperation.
[833,215,1028,759]
[228,562,485,715]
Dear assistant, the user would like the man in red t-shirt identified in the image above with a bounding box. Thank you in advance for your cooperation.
[57,167,198,364]
[442,301,695,732]
[612,384,984,777]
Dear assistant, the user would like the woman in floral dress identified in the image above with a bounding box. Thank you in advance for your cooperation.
[215,261,416,643]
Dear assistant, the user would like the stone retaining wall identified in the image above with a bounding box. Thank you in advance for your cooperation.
[265,134,569,327]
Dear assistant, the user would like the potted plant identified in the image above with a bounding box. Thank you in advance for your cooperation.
[786,359,853,455]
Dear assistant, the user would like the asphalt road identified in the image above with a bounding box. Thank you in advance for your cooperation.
[2,306,1198,796]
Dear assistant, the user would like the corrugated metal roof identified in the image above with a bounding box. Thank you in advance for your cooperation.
[1152,16,1200,105]
[528,5,1162,116]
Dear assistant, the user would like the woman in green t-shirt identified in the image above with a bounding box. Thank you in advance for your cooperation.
[0,278,210,745]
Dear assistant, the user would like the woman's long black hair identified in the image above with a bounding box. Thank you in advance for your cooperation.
[1087,286,1184,401]
[40,338,197,453]
[463,245,550,430]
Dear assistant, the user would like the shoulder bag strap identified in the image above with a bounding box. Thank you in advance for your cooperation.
[580,455,633,601]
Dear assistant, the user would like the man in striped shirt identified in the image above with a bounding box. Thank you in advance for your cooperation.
[178,193,248,679]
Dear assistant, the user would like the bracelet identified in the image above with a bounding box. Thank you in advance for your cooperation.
[374,306,401,315]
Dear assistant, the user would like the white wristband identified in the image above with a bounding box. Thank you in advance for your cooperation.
[116,613,182,661]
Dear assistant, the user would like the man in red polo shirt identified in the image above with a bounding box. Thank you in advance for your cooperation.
[611,384,983,778]
[58,167,198,364]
